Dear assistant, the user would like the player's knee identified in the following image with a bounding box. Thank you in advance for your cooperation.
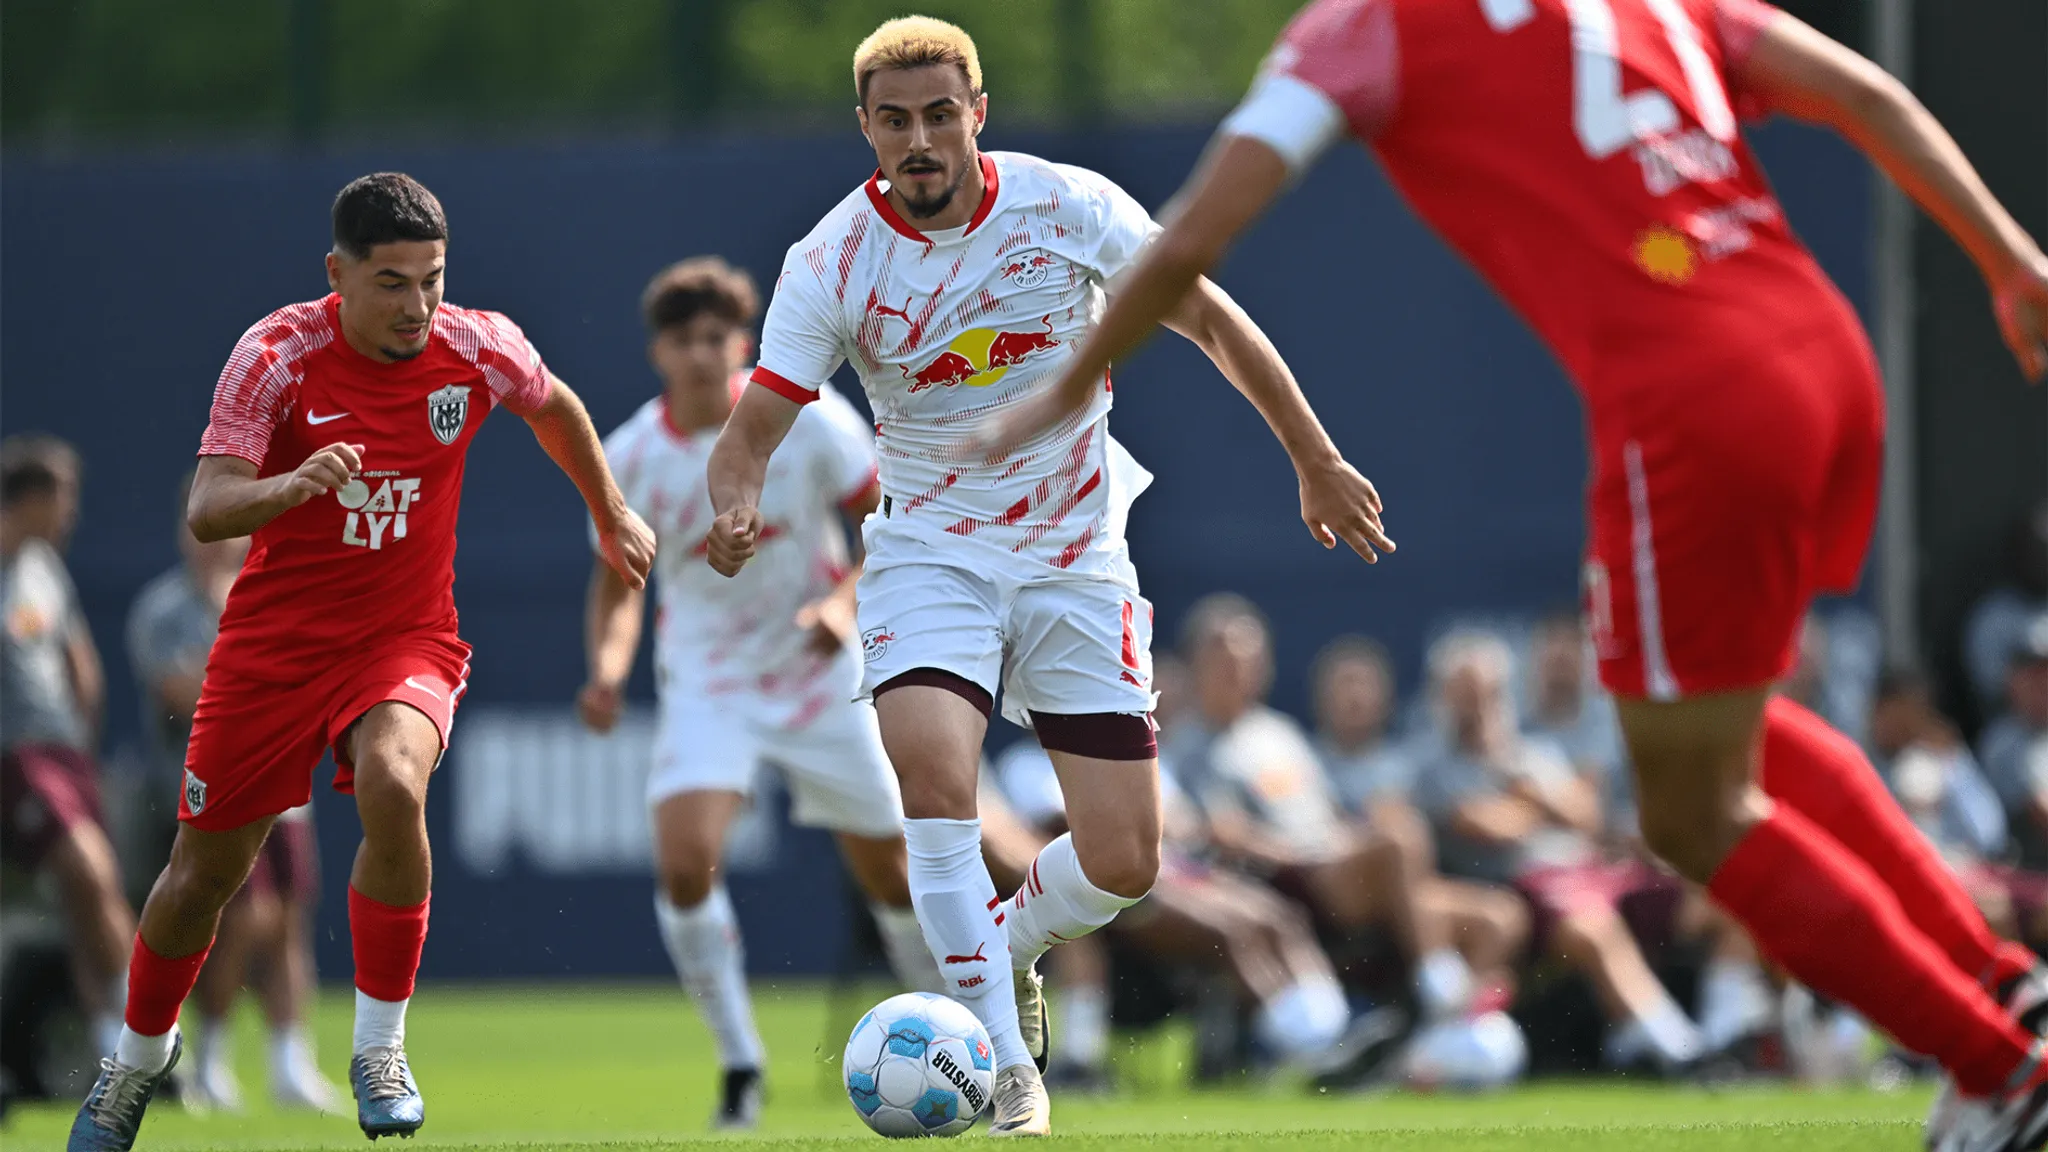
[656,846,720,909]
[352,750,431,825]
[1079,836,1157,901]
[158,851,248,917]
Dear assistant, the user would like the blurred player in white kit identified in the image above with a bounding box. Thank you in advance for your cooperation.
[704,17,1388,1136]
[578,257,942,1131]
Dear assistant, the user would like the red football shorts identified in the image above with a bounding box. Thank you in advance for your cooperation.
[1585,320,1884,701]
[180,631,470,831]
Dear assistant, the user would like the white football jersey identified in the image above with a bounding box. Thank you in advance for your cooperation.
[599,382,877,703]
[751,151,1159,579]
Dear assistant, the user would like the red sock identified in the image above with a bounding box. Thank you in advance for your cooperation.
[1760,697,2037,990]
[1709,805,2031,1096]
[124,934,212,1037]
[350,887,431,1002]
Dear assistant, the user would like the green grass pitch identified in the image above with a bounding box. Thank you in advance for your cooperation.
[5,981,1928,1150]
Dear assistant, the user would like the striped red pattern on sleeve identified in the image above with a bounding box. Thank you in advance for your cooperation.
[197,299,336,466]
[438,304,552,415]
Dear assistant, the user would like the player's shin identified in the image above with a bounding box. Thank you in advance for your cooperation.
[1708,805,2033,1097]
[903,817,1034,1070]
[117,934,213,1073]
[1005,833,1144,973]
[653,887,766,1071]
[348,888,428,1054]
[1759,697,2037,990]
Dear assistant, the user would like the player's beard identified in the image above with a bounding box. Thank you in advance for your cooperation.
[897,154,972,220]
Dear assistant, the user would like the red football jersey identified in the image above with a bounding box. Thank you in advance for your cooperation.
[197,294,551,680]
[1240,0,1866,398]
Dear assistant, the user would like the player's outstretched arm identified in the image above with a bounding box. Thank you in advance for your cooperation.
[704,384,802,578]
[985,135,1290,449]
[524,375,655,590]
[1736,11,2048,379]
[187,445,364,542]
[578,556,644,733]
[1161,276,1394,563]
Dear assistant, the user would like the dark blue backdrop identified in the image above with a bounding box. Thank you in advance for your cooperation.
[0,121,1870,978]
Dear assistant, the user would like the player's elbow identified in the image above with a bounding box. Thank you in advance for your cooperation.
[186,506,225,544]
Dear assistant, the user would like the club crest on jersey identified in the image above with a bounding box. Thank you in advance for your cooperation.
[861,627,896,663]
[183,769,207,816]
[427,384,471,446]
[999,249,1057,290]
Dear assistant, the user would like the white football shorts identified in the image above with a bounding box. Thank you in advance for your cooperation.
[855,553,1156,729]
[648,657,903,839]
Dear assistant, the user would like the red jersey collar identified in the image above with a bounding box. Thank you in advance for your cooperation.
[864,153,1000,243]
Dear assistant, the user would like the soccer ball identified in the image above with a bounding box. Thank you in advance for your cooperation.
[842,991,994,1137]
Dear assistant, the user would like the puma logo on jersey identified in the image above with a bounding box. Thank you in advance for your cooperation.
[867,293,914,324]
[942,944,987,966]
[336,475,423,550]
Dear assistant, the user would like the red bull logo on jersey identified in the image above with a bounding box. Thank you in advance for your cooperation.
[336,472,423,550]
[900,316,1061,393]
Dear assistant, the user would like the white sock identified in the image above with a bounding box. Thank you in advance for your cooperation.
[1697,958,1774,1053]
[870,903,945,994]
[1414,948,1474,1018]
[1005,833,1144,972]
[94,1013,125,1063]
[903,817,1032,1071]
[115,1024,177,1074]
[1057,986,1110,1068]
[1254,979,1349,1061]
[270,1022,313,1082]
[1606,995,1704,1068]
[353,989,409,1055]
[96,974,128,1059]
[196,1015,230,1075]
[654,887,766,1071]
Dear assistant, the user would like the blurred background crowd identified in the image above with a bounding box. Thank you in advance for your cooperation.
[7,424,2046,1099]
[2,0,2043,1117]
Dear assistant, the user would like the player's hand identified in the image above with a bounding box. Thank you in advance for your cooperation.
[576,680,624,733]
[1298,455,1395,564]
[597,506,655,591]
[705,506,764,578]
[280,442,364,507]
[795,592,858,656]
[966,384,1086,462]
[1993,253,2048,382]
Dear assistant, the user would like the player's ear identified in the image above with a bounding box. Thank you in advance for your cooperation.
[973,93,988,134]
[325,251,343,293]
[856,105,872,146]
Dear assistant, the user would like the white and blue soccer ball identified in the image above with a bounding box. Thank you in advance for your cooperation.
[843,991,994,1137]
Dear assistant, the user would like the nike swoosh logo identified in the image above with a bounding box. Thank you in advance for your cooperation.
[402,676,442,699]
[307,411,350,425]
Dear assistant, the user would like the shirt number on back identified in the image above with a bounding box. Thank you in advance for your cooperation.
[1487,0,1736,159]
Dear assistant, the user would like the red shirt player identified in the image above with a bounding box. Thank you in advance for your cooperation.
[998,2,2048,1147]
[68,173,654,1152]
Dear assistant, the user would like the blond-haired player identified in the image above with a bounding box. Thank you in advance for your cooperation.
[705,16,1386,1135]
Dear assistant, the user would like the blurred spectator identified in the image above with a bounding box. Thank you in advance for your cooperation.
[1966,501,2048,715]
[1870,667,2047,946]
[126,472,340,1113]
[1311,636,1417,815]
[1165,594,1527,1024]
[1412,630,1712,1073]
[0,434,134,1060]
[986,744,1359,1076]
[1521,611,1625,780]
[1980,615,2048,865]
